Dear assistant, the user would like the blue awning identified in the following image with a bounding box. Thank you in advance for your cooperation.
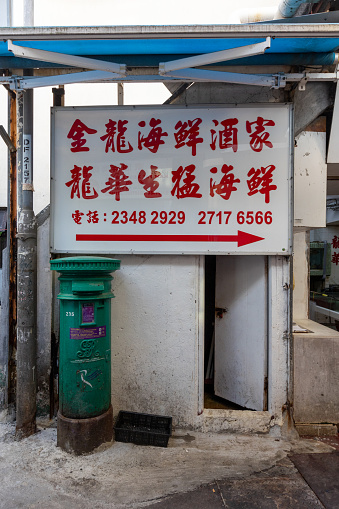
[0,37,339,68]
[0,36,339,57]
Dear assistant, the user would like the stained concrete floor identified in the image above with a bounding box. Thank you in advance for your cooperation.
[0,421,337,509]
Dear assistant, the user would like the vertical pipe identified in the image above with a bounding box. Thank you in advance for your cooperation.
[7,89,17,413]
[15,0,36,438]
[15,86,37,438]
[49,86,64,419]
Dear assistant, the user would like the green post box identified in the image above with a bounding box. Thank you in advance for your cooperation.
[50,256,120,454]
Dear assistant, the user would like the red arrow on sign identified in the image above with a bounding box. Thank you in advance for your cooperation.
[230,230,265,247]
[76,231,264,247]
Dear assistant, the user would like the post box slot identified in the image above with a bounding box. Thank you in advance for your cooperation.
[72,281,104,294]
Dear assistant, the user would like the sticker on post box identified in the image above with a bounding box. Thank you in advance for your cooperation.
[70,326,106,340]
[82,302,95,323]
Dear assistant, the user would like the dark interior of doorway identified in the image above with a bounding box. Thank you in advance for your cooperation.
[204,255,246,411]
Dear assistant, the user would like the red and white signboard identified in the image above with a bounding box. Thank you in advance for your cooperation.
[51,104,292,254]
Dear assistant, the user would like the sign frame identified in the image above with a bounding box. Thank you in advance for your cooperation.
[50,103,293,256]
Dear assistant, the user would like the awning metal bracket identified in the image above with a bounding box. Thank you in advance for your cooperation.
[160,67,282,88]
[11,70,123,90]
[7,40,127,76]
[159,37,271,74]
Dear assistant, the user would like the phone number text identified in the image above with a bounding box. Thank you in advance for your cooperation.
[101,210,273,225]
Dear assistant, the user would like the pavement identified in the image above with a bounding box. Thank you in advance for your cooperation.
[0,420,338,509]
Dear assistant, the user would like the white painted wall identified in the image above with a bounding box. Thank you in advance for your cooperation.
[110,254,201,427]
[268,256,290,421]
[294,131,327,229]
[36,210,52,414]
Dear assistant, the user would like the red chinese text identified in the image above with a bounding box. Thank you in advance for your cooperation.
[332,252,339,265]
[210,164,240,200]
[174,118,203,157]
[138,165,162,198]
[247,164,277,204]
[67,119,97,152]
[101,163,132,201]
[87,210,99,223]
[138,118,168,153]
[171,164,202,199]
[100,119,133,153]
[246,116,275,152]
[65,165,98,200]
[332,236,339,249]
[72,210,84,224]
[210,118,238,152]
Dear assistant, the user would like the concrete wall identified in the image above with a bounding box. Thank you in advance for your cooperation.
[111,255,202,427]
[0,247,9,415]
[294,319,339,424]
[293,230,309,320]
[166,81,284,106]
[268,256,291,421]
[36,206,52,416]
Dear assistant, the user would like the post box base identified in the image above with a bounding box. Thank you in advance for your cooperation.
[57,405,113,455]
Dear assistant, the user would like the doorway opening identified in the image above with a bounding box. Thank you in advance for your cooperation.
[204,255,245,410]
[204,255,268,412]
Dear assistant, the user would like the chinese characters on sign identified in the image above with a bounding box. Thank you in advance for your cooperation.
[66,115,278,212]
[51,106,292,254]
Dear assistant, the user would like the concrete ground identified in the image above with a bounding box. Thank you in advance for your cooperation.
[0,420,337,509]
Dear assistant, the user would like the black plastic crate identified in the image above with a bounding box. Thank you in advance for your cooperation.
[114,411,172,447]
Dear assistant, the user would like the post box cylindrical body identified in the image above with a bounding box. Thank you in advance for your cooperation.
[50,256,120,454]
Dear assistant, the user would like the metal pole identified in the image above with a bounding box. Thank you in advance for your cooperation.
[15,84,37,438]
[50,86,64,419]
[14,0,36,439]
